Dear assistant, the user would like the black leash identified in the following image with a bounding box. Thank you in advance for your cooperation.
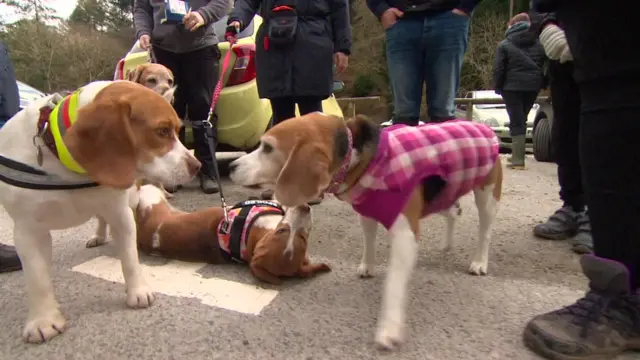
[0,154,99,190]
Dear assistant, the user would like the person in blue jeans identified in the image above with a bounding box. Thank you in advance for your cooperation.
[367,0,479,125]
[0,40,23,273]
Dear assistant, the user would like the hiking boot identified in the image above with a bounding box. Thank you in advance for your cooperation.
[507,135,526,169]
[523,255,640,360]
[199,174,219,194]
[534,205,579,240]
[0,244,22,273]
[572,210,593,254]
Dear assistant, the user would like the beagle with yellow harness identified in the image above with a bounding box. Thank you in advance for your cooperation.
[228,112,503,350]
[0,80,201,344]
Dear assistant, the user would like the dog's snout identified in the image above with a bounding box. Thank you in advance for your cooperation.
[298,204,311,214]
[186,156,201,176]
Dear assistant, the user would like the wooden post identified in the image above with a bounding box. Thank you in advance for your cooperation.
[509,0,514,19]
[465,103,473,121]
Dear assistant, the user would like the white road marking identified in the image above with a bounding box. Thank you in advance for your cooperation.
[71,255,279,315]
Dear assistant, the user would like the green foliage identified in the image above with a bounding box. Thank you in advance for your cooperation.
[352,74,376,97]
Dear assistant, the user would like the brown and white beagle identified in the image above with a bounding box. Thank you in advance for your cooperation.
[228,112,503,350]
[121,184,331,285]
[0,80,201,343]
[127,63,177,104]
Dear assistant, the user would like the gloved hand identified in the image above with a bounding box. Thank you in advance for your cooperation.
[539,24,573,63]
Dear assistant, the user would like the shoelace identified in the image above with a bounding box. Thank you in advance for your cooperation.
[559,291,640,339]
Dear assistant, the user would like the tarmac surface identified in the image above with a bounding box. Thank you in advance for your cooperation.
[1,154,637,360]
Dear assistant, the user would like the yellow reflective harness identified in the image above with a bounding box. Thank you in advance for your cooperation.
[46,89,86,174]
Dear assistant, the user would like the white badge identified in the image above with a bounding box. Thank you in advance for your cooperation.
[168,0,188,15]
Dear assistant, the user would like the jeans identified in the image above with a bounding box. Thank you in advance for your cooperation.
[502,91,538,137]
[269,96,324,125]
[549,61,583,211]
[153,45,220,174]
[385,11,470,125]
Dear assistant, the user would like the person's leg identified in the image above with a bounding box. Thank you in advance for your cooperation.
[524,82,640,359]
[150,47,187,193]
[182,45,220,194]
[0,243,22,273]
[423,11,470,122]
[534,61,592,253]
[501,91,527,169]
[296,96,324,115]
[385,19,425,126]
[270,97,297,125]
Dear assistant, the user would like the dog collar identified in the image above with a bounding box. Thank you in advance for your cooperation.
[325,127,353,194]
[37,89,87,174]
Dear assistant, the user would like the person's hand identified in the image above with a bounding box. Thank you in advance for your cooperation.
[452,8,469,17]
[539,23,573,63]
[183,11,205,31]
[139,34,151,50]
[228,21,241,33]
[334,52,348,74]
[380,7,403,30]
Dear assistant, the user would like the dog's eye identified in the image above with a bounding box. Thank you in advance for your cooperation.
[167,79,174,86]
[275,228,287,235]
[262,142,273,154]
[147,78,157,85]
[156,127,172,138]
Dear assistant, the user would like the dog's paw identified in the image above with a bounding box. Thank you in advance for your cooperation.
[85,235,107,248]
[375,319,405,350]
[357,262,374,278]
[468,260,488,275]
[22,310,67,344]
[317,263,332,273]
[126,285,155,309]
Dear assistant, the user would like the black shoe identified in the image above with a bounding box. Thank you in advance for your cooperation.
[199,174,219,194]
[523,255,640,359]
[534,205,579,240]
[164,184,182,193]
[572,210,593,254]
[0,244,22,273]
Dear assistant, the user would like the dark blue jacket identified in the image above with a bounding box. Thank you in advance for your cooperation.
[0,41,20,126]
[366,0,481,19]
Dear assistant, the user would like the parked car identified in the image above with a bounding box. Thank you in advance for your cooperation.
[17,80,46,110]
[457,90,537,151]
[114,14,345,152]
[531,95,554,163]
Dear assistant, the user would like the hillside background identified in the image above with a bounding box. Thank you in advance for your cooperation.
[0,0,532,119]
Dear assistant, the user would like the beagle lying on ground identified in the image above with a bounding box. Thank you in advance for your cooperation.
[116,184,330,285]
[228,113,502,350]
[0,81,200,343]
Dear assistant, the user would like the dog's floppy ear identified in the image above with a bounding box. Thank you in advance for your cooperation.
[347,114,380,153]
[64,98,137,189]
[274,141,331,207]
[127,64,145,83]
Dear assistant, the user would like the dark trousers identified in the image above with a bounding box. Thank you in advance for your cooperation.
[578,78,640,288]
[549,61,583,211]
[153,45,220,174]
[269,96,324,125]
[502,90,538,137]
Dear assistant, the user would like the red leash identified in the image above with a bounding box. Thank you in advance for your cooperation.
[201,33,237,221]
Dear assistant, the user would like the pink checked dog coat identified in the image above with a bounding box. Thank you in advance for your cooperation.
[348,120,500,230]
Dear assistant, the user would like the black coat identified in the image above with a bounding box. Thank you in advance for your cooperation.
[229,0,352,99]
[492,23,546,93]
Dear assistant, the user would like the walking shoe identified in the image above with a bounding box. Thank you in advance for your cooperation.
[523,255,640,360]
[164,184,182,194]
[534,205,579,240]
[0,244,22,273]
[572,211,593,254]
[199,174,219,194]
